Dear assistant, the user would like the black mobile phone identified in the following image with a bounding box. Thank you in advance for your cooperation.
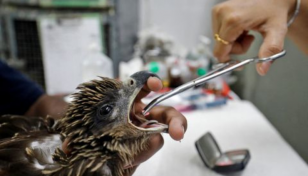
[195,132,250,172]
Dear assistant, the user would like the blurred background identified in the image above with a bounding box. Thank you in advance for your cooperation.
[0,0,307,165]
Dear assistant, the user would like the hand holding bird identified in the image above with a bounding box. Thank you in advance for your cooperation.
[0,71,187,176]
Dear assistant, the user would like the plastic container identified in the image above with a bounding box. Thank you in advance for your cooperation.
[82,44,113,82]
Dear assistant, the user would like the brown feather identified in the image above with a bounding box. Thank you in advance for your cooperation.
[0,71,165,176]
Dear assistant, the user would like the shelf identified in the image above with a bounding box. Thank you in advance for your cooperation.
[2,0,111,8]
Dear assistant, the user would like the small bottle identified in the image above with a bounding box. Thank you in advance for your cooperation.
[169,65,183,88]
[82,43,113,82]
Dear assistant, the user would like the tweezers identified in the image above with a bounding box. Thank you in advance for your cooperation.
[142,50,286,115]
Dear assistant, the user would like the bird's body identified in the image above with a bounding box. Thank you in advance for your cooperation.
[0,71,167,176]
[0,115,61,176]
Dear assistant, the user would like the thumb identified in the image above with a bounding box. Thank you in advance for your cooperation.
[257,23,287,76]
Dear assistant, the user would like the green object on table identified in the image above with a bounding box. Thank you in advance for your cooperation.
[197,68,207,76]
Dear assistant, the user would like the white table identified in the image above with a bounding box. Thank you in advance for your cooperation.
[134,100,308,176]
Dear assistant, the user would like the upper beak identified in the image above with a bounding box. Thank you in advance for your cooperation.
[130,71,160,88]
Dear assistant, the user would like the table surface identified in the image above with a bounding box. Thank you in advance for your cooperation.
[134,100,308,176]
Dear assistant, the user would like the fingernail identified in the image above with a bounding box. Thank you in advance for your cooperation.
[181,126,185,140]
[142,110,150,117]
[257,64,264,76]
[261,62,271,75]
[257,62,270,76]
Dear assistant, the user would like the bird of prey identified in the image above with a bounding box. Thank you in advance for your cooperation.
[0,71,168,176]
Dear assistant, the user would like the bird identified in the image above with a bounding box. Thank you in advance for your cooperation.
[0,71,168,176]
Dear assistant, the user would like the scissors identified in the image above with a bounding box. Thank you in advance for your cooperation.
[142,50,286,116]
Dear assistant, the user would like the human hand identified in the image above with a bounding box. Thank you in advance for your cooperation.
[124,76,187,174]
[26,94,68,120]
[212,0,297,75]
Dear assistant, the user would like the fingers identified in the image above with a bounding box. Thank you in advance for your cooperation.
[126,107,187,171]
[147,106,187,141]
[212,3,230,62]
[211,4,222,44]
[212,3,250,62]
[212,0,291,76]
[135,77,163,102]
[231,33,255,54]
[146,76,163,92]
[257,21,287,75]
[213,35,254,63]
[168,114,186,141]
[62,138,70,154]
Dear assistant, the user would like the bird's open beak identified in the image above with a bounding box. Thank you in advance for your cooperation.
[127,71,168,133]
[128,100,168,133]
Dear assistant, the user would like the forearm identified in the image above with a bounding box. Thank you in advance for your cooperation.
[288,0,308,54]
[25,94,68,119]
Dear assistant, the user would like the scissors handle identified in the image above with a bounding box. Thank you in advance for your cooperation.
[142,50,286,115]
[256,50,286,62]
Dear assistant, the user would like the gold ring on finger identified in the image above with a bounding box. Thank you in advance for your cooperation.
[214,34,230,45]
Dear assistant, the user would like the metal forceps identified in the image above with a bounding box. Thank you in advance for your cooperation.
[142,50,286,115]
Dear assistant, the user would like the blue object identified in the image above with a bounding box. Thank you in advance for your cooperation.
[186,92,207,101]
[204,98,227,108]
[0,60,44,115]
[192,98,227,110]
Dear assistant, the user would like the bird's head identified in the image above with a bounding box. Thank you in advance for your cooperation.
[60,71,168,153]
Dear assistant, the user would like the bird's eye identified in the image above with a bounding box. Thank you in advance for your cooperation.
[99,105,113,116]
